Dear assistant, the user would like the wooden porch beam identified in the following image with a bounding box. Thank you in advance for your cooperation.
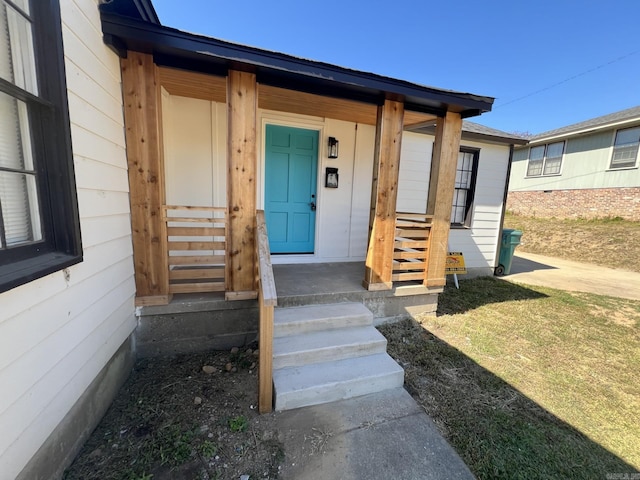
[121,52,170,306]
[425,111,463,288]
[226,70,258,300]
[363,99,405,290]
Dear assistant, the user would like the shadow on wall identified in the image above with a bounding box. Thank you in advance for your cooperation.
[437,276,548,316]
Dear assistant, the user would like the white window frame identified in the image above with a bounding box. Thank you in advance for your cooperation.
[609,126,640,170]
[526,141,564,177]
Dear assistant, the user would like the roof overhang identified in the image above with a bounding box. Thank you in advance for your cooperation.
[100,10,494,119]
[407,122,528,146]
[99,0,159,24]
[526,116,640,147]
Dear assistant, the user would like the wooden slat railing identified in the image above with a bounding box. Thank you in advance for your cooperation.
[255,210,277,413]
[392,212,433,283]
[163,205,227,294]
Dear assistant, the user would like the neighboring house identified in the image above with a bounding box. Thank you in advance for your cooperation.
[0,0,524,477]
[508,106,640,221]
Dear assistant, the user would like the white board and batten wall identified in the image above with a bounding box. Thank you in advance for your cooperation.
[163,95,376,263]
[163,96,510,275]
[0,1,135,478]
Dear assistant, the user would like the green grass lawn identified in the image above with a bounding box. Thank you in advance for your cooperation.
[379,277,640,479]
[504,212,640,272]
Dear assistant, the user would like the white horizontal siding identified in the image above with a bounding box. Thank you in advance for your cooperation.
[76,189,131,218]
[0,1,135,478]
[454,139,508,268]
[67,91,124,147]
[74,157,129,192]
[80,213,132,248]
[0,293,134,464]
[397,134,509,270]
[70,123,127,168]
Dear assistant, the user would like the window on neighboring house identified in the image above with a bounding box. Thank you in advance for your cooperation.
[610,126,640,169]
[0,0,81,293]
[451,148,478,226]
[526,141,564,176]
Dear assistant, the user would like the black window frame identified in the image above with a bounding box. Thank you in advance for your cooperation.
[451,147,479,228]
[609,126,640,170]
[0,0,81,293]
[526,141,564,177]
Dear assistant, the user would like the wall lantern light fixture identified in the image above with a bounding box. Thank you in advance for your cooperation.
[328,136,339,159]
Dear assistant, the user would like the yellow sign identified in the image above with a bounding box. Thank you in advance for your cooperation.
[445,252,467,274]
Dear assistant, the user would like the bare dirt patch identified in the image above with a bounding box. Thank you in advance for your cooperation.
[589,305,639,327]
[64,346,283,480]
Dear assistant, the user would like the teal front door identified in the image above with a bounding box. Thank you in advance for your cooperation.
[265,125,318,254]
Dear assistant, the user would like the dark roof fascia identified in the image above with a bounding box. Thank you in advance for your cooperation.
[100,12,494,117]
[99,0,160,24]
[134,0,160,24]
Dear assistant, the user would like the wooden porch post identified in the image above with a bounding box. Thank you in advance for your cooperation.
[363,99,405,290]
[424,111,463,288]
[226,70,258,300]
[121,52,170,306]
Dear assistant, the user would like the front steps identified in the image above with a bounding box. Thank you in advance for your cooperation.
[272,303,404,411]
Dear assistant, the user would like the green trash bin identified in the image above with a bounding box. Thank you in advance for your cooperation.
[495,229,523,276]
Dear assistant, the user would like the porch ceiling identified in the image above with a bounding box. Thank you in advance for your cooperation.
[158,66,436,126]
[100,10,494,119]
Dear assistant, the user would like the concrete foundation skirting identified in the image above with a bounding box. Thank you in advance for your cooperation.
[136,287,441,356]
[136,298,259,357]
[16,334,135,480]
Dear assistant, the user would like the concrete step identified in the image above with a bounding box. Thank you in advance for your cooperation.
[273,353,404,411]
[273,326,387,369]
[273,302,372,338]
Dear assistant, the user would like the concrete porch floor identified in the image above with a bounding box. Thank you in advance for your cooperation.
[273,262,440,323]
[273,261,368,296]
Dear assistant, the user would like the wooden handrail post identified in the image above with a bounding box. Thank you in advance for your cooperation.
[255,211,277,413]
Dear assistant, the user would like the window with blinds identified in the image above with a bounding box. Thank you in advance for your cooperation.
[610,126,640,169]
[0,0,81,292]
[526,141,564,177]
[451,148,479,227]
[0,0,41,249]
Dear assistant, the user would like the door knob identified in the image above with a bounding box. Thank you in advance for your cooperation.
[310,202,316,211]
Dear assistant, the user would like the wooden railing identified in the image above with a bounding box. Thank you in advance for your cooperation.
[255,211,277,413]
[392,212,433,284]
[163,205,227,295]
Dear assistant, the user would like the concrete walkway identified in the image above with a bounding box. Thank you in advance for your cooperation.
[275,388,474,480]
[505,251,640,300]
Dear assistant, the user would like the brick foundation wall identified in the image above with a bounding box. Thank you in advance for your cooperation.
[507,187,640,221]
